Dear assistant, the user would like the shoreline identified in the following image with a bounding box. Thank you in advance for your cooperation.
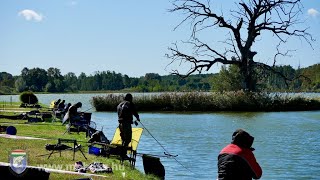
[0,112,157,180]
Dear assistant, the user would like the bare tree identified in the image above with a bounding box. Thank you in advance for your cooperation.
[166,0,314,91]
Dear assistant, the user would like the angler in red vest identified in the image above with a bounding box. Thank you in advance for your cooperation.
[217,129,262,180]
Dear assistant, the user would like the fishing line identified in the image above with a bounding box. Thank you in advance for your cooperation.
[138,121,172,156]
[82,106,95,112]
[138,121,195,174]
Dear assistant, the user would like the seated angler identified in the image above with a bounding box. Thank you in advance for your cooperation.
[62,102,83,124]
[53,99,61,109]
[217,129,262,180]
[67,102,83,124]
[58,100,66,111]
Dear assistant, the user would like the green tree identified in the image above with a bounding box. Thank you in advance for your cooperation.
[301,64,320,91]
[21,67,48,92]
[46,67,64,92]
[44,82,55,92]
[78,72,88,91]
[143,73,162,91]
[100,71,124,90]
[93,71,103,91]
[123,75,131,88]
[64,72,78,92]
[15,77,27,92]
[47,67,63,79]
[54,79,65,92]
[0,72,14,87]
[212,65,244,92]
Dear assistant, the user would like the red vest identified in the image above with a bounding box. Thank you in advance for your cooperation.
[219,144,262,179]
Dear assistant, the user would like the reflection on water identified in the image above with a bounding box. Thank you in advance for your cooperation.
[1,94,320,180]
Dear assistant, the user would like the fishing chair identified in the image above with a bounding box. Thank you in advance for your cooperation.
[64,113,95,137]
[91,128,143,168]
[108,127,143,167]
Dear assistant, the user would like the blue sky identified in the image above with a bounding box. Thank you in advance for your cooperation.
[0,0,319,77]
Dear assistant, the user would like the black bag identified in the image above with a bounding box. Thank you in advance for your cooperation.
[142,154,165,180]
[45,144,71,151]
[88,131,110,144]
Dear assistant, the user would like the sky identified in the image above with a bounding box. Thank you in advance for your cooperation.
[0,0,319,78]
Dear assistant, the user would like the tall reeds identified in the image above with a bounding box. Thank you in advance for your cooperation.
[91,91,320,112]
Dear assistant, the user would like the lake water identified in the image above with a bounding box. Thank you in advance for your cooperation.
[1,93,320,180]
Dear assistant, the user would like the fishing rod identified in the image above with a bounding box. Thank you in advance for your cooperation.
[81,106,95,113]
[137,121,195,174]
[136,152,175,158]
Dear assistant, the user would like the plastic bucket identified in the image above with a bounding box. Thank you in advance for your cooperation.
[88,146,100,155]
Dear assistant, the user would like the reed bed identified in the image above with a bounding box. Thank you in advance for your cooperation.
[92,91,320,112]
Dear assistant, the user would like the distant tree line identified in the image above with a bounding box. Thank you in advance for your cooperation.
[0,67,211,94]
[0,64,319,94]
[212,64,320,92]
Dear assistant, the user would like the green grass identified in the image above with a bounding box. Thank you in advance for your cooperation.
[0,102,23,109]
[0,120,158,180]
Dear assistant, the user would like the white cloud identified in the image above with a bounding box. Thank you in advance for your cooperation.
[307,8,319,17]
[18,9,43,22]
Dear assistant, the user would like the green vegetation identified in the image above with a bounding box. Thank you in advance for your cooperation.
[0,102,157,179]
[0,102,22,109]
[212,64,320,92]
[0,64,319,94]
[19,91,39,104]
[0,119,158,180]
[93,92,320,112]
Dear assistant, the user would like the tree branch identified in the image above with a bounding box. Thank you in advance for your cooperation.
[167,0,315,91]
[166,42,240,77]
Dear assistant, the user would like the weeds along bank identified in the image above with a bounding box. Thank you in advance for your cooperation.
[92,91,320,112]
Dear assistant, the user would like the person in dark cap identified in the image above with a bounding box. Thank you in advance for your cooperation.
[69,102,82,122]
[57,100,65,111]
[53,99,61,109]
[64,103,72,113]
[117,93,140,158]
[62,102,82,125]
[217,129,262,180]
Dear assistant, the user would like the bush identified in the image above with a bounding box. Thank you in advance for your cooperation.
[92,94,122,111]
[92,92,320,112]
[19,91,38,104]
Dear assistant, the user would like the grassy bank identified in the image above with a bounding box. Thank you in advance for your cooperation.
[92,91,320,112]
[0,119,158,180]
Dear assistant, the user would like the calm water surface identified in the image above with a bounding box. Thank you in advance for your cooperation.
[1,93,320,180]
